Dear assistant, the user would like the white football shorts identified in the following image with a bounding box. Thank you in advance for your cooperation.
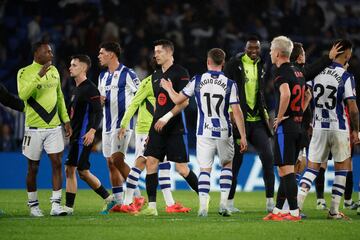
[22,126,64,161]
[308,129,350,163]
[102,129,133,158]
[196,136,234,169]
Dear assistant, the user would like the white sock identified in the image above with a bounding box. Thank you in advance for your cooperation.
[272,207,281,214]
[148,202,157,209]
[267,198,274,205]
[220,168,232,207]
[227,198,234,208]
[344,199,352,205]
[112,186,123,204]
[330,170,347,214]
[282,199,289,211]
[198,171,211,210]
[298,168,318,210]
[27,191,39,207]
[159,162,175,206]
[124,167,141,205]
[105,195,114,203]
[50,189,62,205]
[134,188,141,197]
[317,198,326,204]
[289,208,299,217]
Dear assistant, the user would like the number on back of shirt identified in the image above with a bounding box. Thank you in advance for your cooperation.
[203,92,224,117]
[314,84,337,110]
[290,84,305,112]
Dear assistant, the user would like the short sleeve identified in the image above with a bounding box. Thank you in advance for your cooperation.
[229,81,240,104]
[344,74,356,100]
[181,76,196,98]
[126,69,140,93]
[173,68,190,92]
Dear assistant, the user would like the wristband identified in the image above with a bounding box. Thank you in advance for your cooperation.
[160,111,174,123]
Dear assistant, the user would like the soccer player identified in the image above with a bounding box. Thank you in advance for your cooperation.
[290,42,356,212]
[263,36,304,221]
[63,55,115,215]
[224,36,274,212]
[117,74,190,214]
[141,39,199,216]
[17,41,72,217]
[161,48,248,217]
[297,39,359,220]
[98,42,140,209]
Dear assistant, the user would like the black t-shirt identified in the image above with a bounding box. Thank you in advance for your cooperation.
[151,64,190,134]
[68,79,102,143]
[273,62,305,133]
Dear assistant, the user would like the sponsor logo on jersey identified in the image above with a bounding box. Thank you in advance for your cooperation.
[158,93,167,106]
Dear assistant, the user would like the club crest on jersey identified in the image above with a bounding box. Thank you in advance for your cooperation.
[158,93,167,106]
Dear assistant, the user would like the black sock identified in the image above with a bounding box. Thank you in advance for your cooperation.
[275,177,286,209]
[344,171,353,200]
[94,185,110,199]
[184,170,198,194]
[315,167,325,199]
[65,192,76,208]
[283,173,298,210]
[146,173,158,203]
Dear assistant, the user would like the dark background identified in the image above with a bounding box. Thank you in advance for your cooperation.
[0,0,360,151]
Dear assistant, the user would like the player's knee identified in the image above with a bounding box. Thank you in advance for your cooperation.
[77,170,87,180]
[175,163,189,177]
[106,158,116,168]
[52,161,62,171]
[27,161,39,174]
[146,159,158,173]
[222,160,232,168]
[65,166,76,178]
[111,152,125,163]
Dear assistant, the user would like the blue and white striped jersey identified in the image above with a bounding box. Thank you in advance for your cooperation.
[98,64,140,133]
[182,70,240,139]
[309,62,356,132]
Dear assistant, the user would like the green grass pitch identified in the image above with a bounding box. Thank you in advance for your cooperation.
[0,190,359,240]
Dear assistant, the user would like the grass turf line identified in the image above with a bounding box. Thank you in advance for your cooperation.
[0,190,359,240]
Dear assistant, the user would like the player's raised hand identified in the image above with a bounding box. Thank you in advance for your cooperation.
[118,127,126,139]
[38,61,52,78]
[239,138,248,153]
[160,78,172,92]
[329,43,344,60]
[83,128,96,146]
[64,122,72,138]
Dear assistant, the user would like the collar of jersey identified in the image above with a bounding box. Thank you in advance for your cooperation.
[207,70,224,75]
[107,63,123,74]
[32,61,44,69]
[242,54,259,65]
[331,62,344,68]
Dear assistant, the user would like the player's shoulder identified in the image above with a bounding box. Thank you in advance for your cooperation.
[277,63,294,78]
[342,70,353,82]
[82,80,100,94]
[98,69,108,79]
[18,63,34,74]
[173,64,189,75]
[120,65,137,76]
[191,74,202,82]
